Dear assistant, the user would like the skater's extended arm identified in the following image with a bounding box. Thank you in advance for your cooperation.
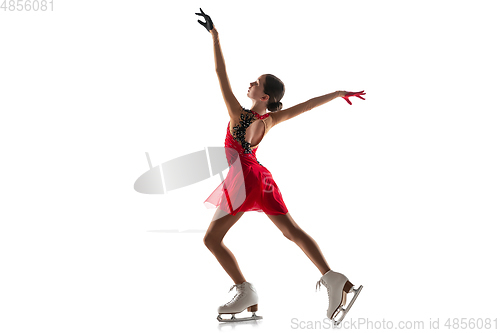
[271,90,366,127]
[210,27,241,120]
[271,91,343,127]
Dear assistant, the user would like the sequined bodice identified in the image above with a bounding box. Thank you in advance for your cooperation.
[225,107,270,166]
[231,107,270,153]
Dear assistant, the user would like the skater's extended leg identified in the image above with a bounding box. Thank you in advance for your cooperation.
[266,212,331,275]
[204,208,246,285]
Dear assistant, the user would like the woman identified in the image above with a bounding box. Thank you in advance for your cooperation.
[196,8,365,324]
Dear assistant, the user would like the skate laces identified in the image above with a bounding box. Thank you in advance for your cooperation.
[228,283,245,293]
[224,283,245,306]
[316,278,332,308]
[315,279,324,291]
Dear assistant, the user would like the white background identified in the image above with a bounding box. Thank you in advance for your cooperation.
[1,0,499,332]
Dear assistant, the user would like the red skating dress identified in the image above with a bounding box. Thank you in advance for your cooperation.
[204,107,289,216]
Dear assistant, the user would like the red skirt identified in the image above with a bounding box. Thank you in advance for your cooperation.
[204,145,288,216]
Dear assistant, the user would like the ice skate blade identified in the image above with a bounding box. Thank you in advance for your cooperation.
[217,312,263,323]
[332,285,363,326]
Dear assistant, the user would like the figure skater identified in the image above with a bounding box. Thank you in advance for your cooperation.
[196,8,365,324]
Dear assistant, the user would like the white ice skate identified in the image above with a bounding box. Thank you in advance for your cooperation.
[316,270,363,326]
[217,281,263,322]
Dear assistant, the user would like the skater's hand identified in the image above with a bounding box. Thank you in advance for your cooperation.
[195,8,214,32]
[340,90,366,105]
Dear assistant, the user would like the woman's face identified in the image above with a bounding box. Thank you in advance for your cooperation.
[247,74,268,102]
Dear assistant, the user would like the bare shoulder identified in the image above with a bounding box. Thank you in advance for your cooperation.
[228,107,244,128]
[231,106,244,121]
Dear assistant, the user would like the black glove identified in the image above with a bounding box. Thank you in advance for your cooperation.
[195,8,214,32]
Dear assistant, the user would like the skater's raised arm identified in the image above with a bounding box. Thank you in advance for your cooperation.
[210,28,241,119]
[196,9,241,120]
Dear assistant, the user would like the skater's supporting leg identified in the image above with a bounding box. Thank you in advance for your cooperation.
[204,209,247,285]
[266,212,331,275]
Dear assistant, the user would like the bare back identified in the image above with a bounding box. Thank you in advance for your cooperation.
[229,108,274,151]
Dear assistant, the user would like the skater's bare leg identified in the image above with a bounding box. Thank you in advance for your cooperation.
[204,209,246,285]
[266,212,331,275]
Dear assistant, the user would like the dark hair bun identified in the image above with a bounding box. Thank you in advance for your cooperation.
[268,101,283,112]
